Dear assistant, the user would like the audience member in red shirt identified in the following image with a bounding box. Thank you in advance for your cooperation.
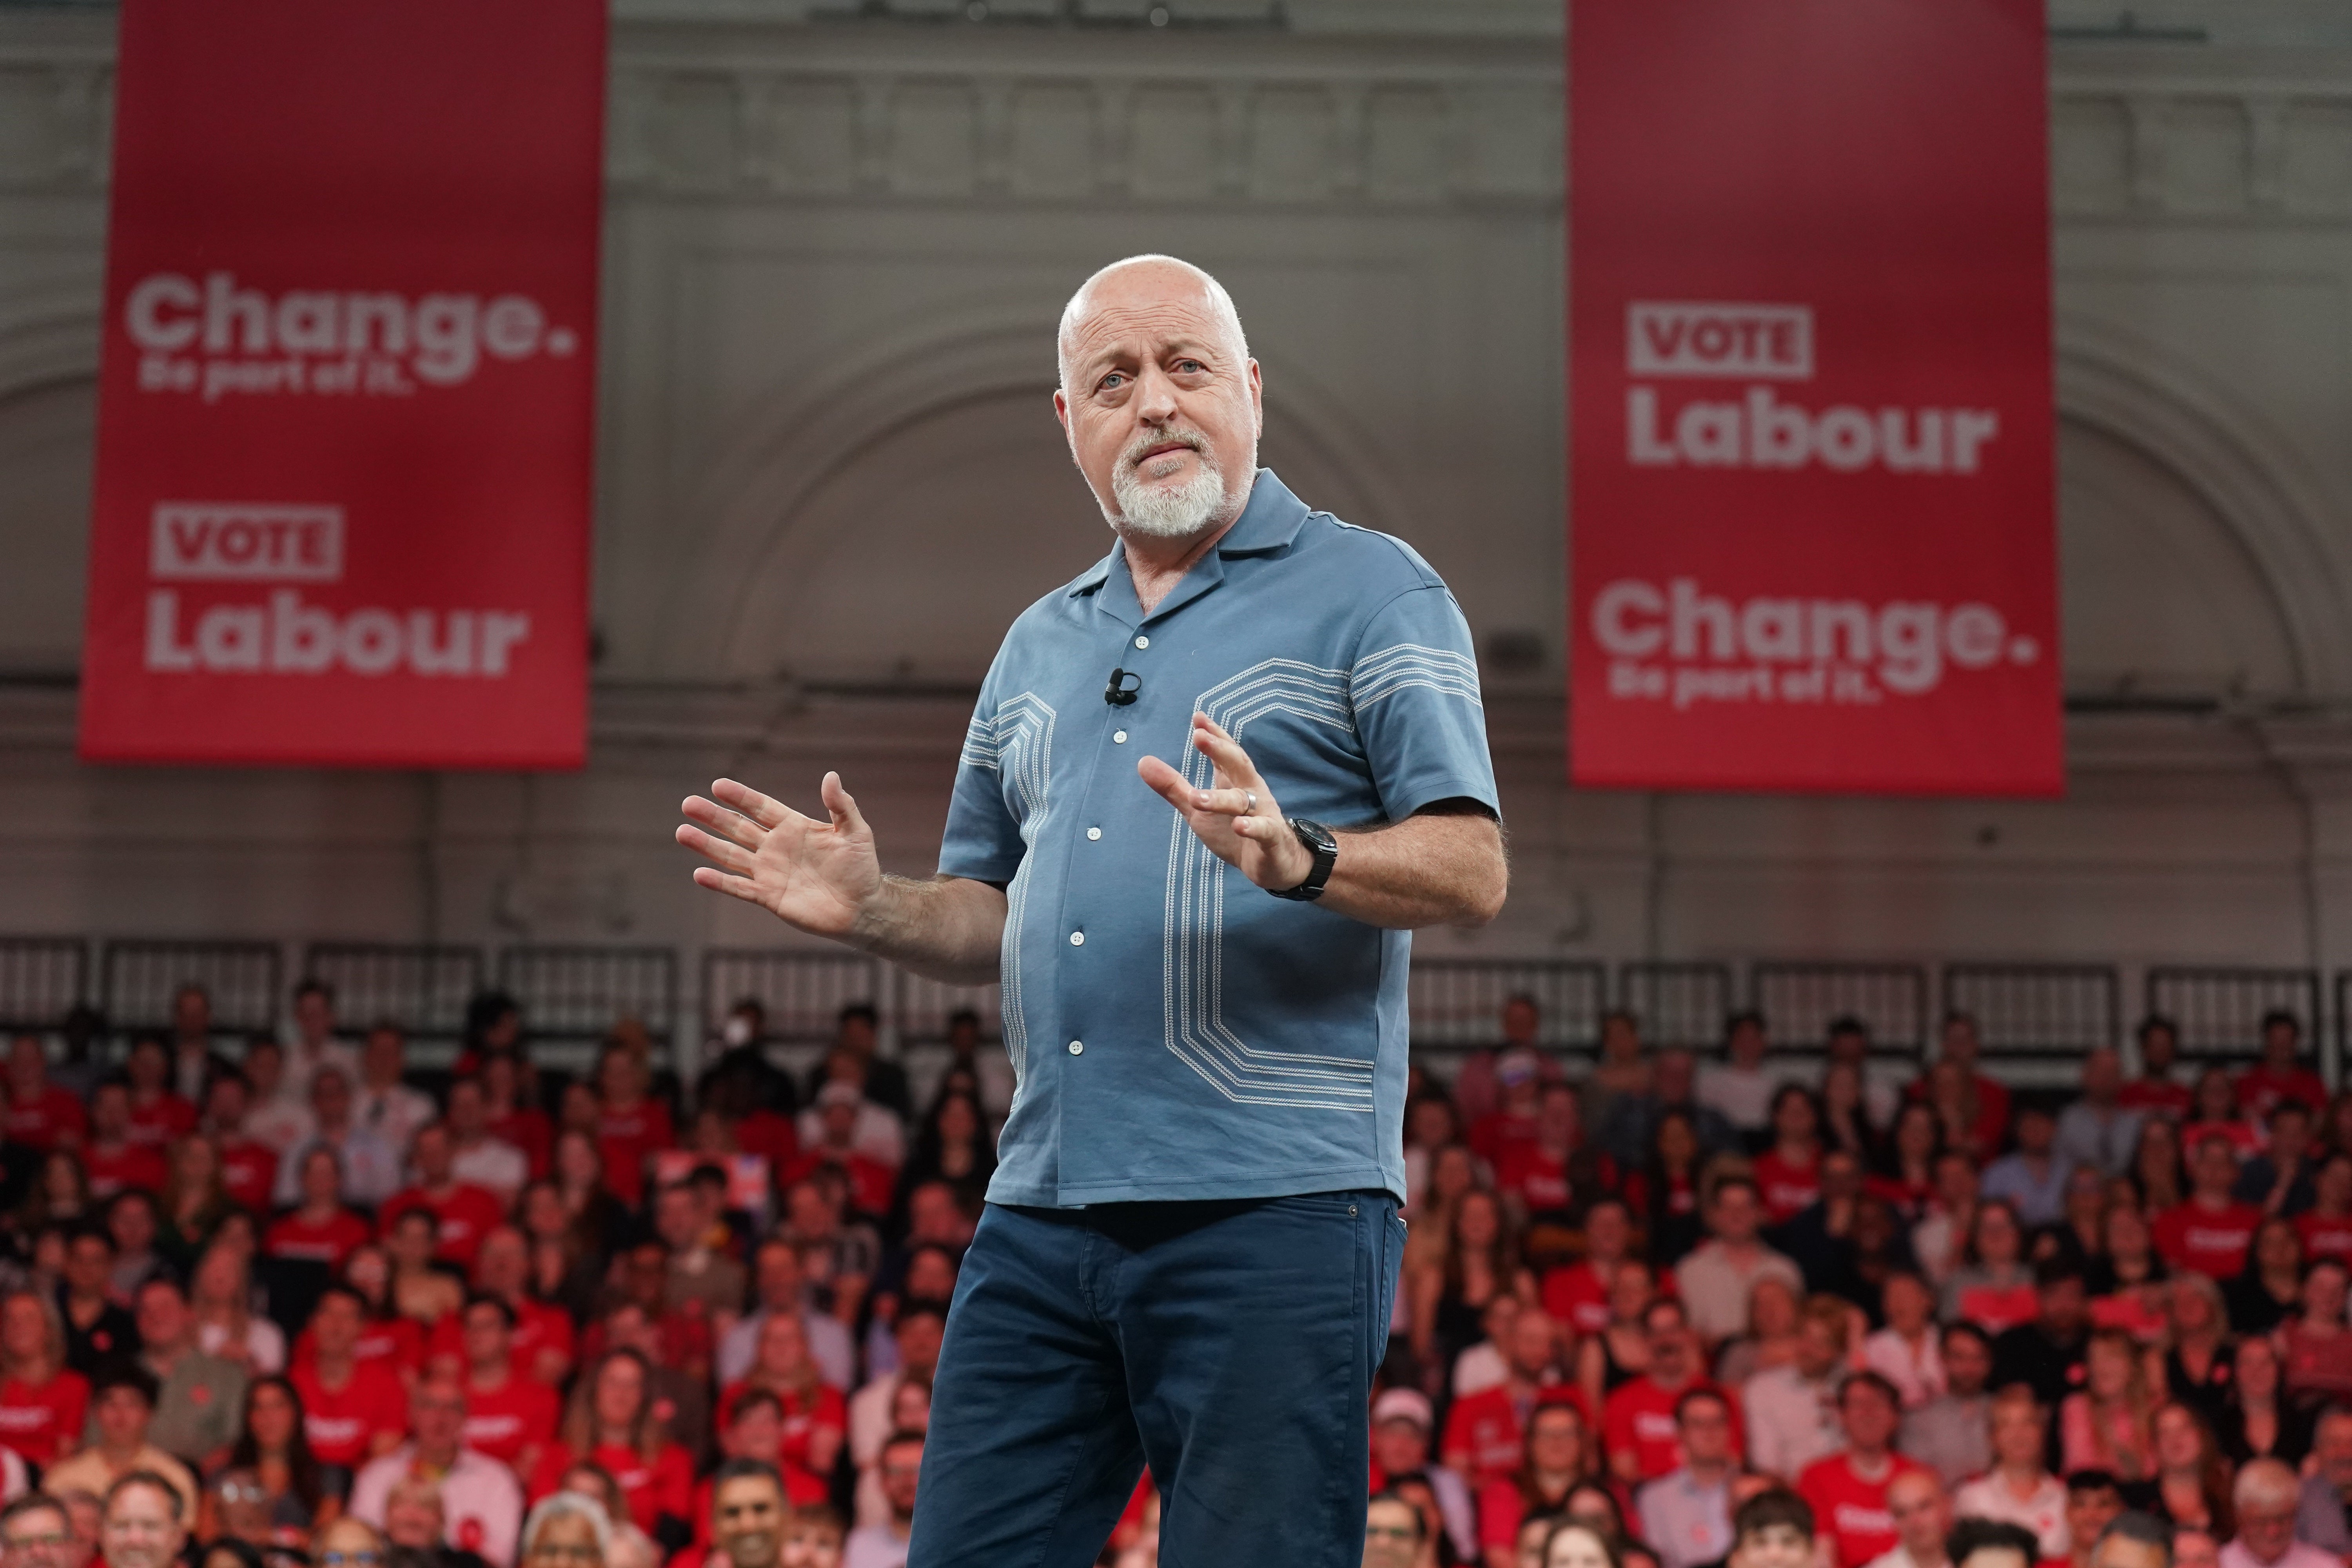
[2118,1018,2194,1120]
[81,1082,168,1201]
[529,1348,697,1549]
[481,1053,553,1181]
[434,1226,577,1386]
[1797,1371,1927,1568]
[290,1287,409,1468]
[2154,1134,2263,1280]
[265,1148,374,1270]
[1475,1395,1590,1559]
[0,1288,88,1468]
[1867,1103,1942,1223]
[4,1034,86,1151]
[1753,1087,1826,1224]
[1441,1308,1576,1491]
[593,1044,673,1209]
[1543,1198,1635,1337]
[122,1035,199,1152]
[1912,1014,2011,1158]
[2181,1067,2265,1163]
[1467,1051,1545,1169]
[717,1312,846,1485]
[454,1294,559,1476]
[782,1086,899,1219]
[2301,1154,2352,1264]
[1604,1298,1738,1485]
[1495,1084,1589,1220]
[201,1073,279,1215]
[380,1124,508,1270]
[690,1388,830,1560]
[2238,1012,2328,1122]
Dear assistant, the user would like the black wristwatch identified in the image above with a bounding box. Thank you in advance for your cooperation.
[1270,817,1338,902]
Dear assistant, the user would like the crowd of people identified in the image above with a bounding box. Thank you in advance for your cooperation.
[1367,997,2352,1568]
[0,981,1018,1568]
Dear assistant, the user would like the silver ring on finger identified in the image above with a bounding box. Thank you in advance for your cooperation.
[1244,790,1257,814]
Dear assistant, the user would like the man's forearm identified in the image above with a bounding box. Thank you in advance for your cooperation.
[1316,807,1507,930]
[844,874,1007,985]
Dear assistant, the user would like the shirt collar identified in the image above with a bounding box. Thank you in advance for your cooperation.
[1064,467,1310,601]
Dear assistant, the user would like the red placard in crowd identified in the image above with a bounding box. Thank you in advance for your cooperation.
[1568,0,2060,795]
[78,0,606,768]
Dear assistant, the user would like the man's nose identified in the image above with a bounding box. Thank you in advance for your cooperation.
[1131,361,1180,423]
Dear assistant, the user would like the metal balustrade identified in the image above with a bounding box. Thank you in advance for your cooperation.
[101,940,282,1038]
[1618,961,1734,1050]
[498,946,677,1058]
[0,937,88,1035]
[1751,961,1930,1055]
[1408,958,1606,1053]
[303,943,486,1042]
[1944,963,2120,1058]
[2145,966,2320,1062]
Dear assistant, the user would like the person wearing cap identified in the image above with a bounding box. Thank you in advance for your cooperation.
[1367,1389,1475,1565]
[1466,1049,1546,1168]
[781,1087,898,1220]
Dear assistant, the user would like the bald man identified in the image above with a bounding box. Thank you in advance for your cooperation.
[676,254,1506,1567]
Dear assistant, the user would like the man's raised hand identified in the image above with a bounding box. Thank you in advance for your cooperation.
[675,773,884,938]
[1138,713,1315,893]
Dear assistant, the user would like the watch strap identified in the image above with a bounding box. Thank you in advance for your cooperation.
[1270,817,1338,902]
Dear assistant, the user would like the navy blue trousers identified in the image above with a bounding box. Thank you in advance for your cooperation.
[906,1189,1405,1568]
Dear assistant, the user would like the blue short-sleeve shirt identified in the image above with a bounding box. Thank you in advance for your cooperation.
[939,469,1499,1207]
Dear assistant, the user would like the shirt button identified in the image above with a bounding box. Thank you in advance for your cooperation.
[1087,827,1102,840]
[1113,730,1128,744]
[1134,635,1149,649]
[1070,931,1085,946]
[1068,1040,1084,1056]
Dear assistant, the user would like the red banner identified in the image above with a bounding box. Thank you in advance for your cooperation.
[1568,0,2060,796]
[78,0,606,768]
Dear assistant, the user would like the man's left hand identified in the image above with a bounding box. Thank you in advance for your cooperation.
[1138,713,1314,892]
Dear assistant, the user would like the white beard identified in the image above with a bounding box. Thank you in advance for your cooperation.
[1110,441,1228,539]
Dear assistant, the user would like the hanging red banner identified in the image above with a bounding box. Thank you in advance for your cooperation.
[1568,0,2060,795]
[78,0,606,768]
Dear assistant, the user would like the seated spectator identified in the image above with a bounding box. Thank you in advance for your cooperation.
[2160,1274,2236,1427]
[383,1126,509,1273]
[1604,1298,1735,1486]
[2055,1050,2144,1181]
[1714,1274,1802,1390]
[477,1054,551,1182]
[1953,1387,2069,1559]
[1362,1488,1425,1568]
[1461,1292,1525,1401]
[42,1364,200,1519]
[2086,1205,2167,1341]
[0,1287,84,1472]
[275,1069,401,1211]
[1869,1469,1948,1568]
[1820,1061,1877,1167]
[2215,1336,2307,1469]
[719,1314,845,1490]
[1720,1487,1817,1568]
[351,1377,523,1568]
[1409,1188,1532,1377]
[1696,1012,1779,1142]
[801,1005,911,1125]
[1898,1323,1993,1489]
[2059,1328,2156,1482]
[454,1296,560,1479]
[195,1073,278,1218]
[650,1182,746,1347]
[354,1028,436,1162]
[1636,1388,1738,1568]
[2235,1105,2317,1219]
[1982,1107,2072,1230]
[241,1038,316,1158]
[1478,1396,1590,1564]
[15,1151,92,1240]
[1444,1307,1572,1491]
[1918,1015,2010,1152]
[189,1243,286,1376]
[440,1080,528,1209]
[1544,1199,1635,1339]
[846,1305,942,1511]
[82,1083,168,1203]
[2295,1406,2352,1553]
[156,1136,236,1274]
[2047,1167,2112,1272]
[549,1462,656,1568]
[1990,1260,2091,1411]
[2225,1218,2305,1335]
[2127,1402,2234,1538]
[1846,1278,1933,1412]
[134,1276,245,1470]
[1945,1519,2042,1568]
[1796,1373,1923,1567]
[2131,1120,2187,1218]
[385,1211,464,1329]
[1601,1050,1736,1172]
[2224,1458,2337,1568]
[1869,1104,1942,1226]
[2115,1020,2189,1118]
[122,1035,199,1154]
[290,1285,410,1471]
[717,1241,855,1395]
[2297,1154,2352,1265]
[1745,1295,1852,1482]
[4,1035,87,1152]
[1497,1083,1590,1223]
[217,1374,332,1533]
[784,1089,898,1220]
[1940,1201,2037,1334]
[57,1225,137,1377]
[299,1246,430,1379]
[1367,1388,1477,1566]
[2181,1073,2263,1166]
[1629,1111,1710,1271]
[95,1471,194,1568]
[464,1227,576,1387]
[2054,1473,2125,1568]
[585,1044,670,1213]
[529,1350,694,1555]
[105,1193,169,1307]
[1908,1153,1980,1290]
[2278,1259,2352,1405]
[776,1180,879,1334]
[886,1091,993,1234]
[2236,1014,2327,1123]
[1677,1178,1802,1348]
[780,1502,846,1568]
[842,1428,919,1568]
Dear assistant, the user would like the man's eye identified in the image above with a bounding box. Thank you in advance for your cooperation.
[1175,359,1203,372]
[1098,373,1126,391]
